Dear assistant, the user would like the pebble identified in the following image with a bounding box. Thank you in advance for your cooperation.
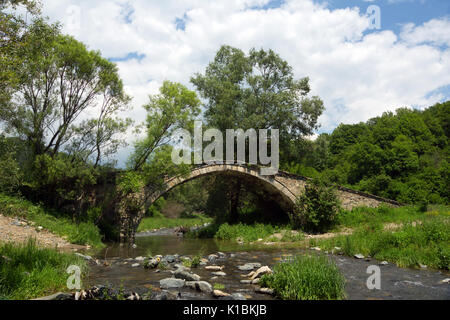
[131,263,140,267]
[211,271,226,277]
[256,287,274,295]
[205,265,223,271]
[230,293,247,300]
[213,290,230,297]
[237,263,261,271]
[185,281,213,293]
[354,254,365,259]
[380,261,388,265]
[208,254,219,262]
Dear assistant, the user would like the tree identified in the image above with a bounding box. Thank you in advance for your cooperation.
[0,0,41,109]
[0,0,41,13]
[191,45,324,222]
[192,45,324,154]
[0,18,131,161]
[127,81,200,187]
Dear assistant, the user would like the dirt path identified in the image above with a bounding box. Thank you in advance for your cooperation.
[0,214,86,251]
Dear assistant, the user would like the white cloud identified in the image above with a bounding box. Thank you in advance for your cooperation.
[38,0,450,166]
[400,18,450,47]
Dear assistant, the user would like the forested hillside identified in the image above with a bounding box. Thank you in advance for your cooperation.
[288,101,449,205]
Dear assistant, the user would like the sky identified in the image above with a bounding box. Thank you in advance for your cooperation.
[28,0,450,166]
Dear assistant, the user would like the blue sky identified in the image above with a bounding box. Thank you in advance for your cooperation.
[40,0,450,166]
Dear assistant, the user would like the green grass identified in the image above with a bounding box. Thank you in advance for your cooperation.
[335,204,447,229]
[213,283,225,290]
[189,222,305,244]
[0,240,87,300]
[0,193,104,248]
[260,255,346,300]
[312,207,450,270]
[214,223,280,242]
[137,214,212,232]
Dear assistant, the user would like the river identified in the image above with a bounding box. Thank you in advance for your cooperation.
[84,229,450,300]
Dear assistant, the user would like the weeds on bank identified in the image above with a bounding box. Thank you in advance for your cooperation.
[260,255,346,300]
[0,239,87,300]
[313,214,449,270]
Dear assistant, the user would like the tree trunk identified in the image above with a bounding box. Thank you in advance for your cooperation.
[229,179,241,223]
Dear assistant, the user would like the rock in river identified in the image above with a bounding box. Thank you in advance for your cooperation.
[255,287,274,295]
[163,255,176,263]
[213,290,230,298]
[211,271,226,277]
[250,266,273,280]
[237,263,261,271]
[144,258,160,269]
[174,270,201,281]
[185,281,213,294]
[160,278,185,289]
[205,265,223,271]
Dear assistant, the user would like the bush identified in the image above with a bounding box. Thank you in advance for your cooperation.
[290,179,341,233]
[260,255,346,300]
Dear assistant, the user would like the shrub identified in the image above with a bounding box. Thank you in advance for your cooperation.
[260,255,346,300]
[290,179,341,233]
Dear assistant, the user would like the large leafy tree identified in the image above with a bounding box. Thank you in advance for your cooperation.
[191,45,324,159]
[191,45,324,222]
[0,18,131,165]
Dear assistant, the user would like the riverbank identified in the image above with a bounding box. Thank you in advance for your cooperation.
[0,193,104,249]
[186,205,450,271]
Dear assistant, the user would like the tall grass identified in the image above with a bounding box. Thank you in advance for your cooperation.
[0,193,103,248]
[0,240,87,299]
[260,255,346,300]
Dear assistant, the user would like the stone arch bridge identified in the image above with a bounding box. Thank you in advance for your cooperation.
[115,164,401,243]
